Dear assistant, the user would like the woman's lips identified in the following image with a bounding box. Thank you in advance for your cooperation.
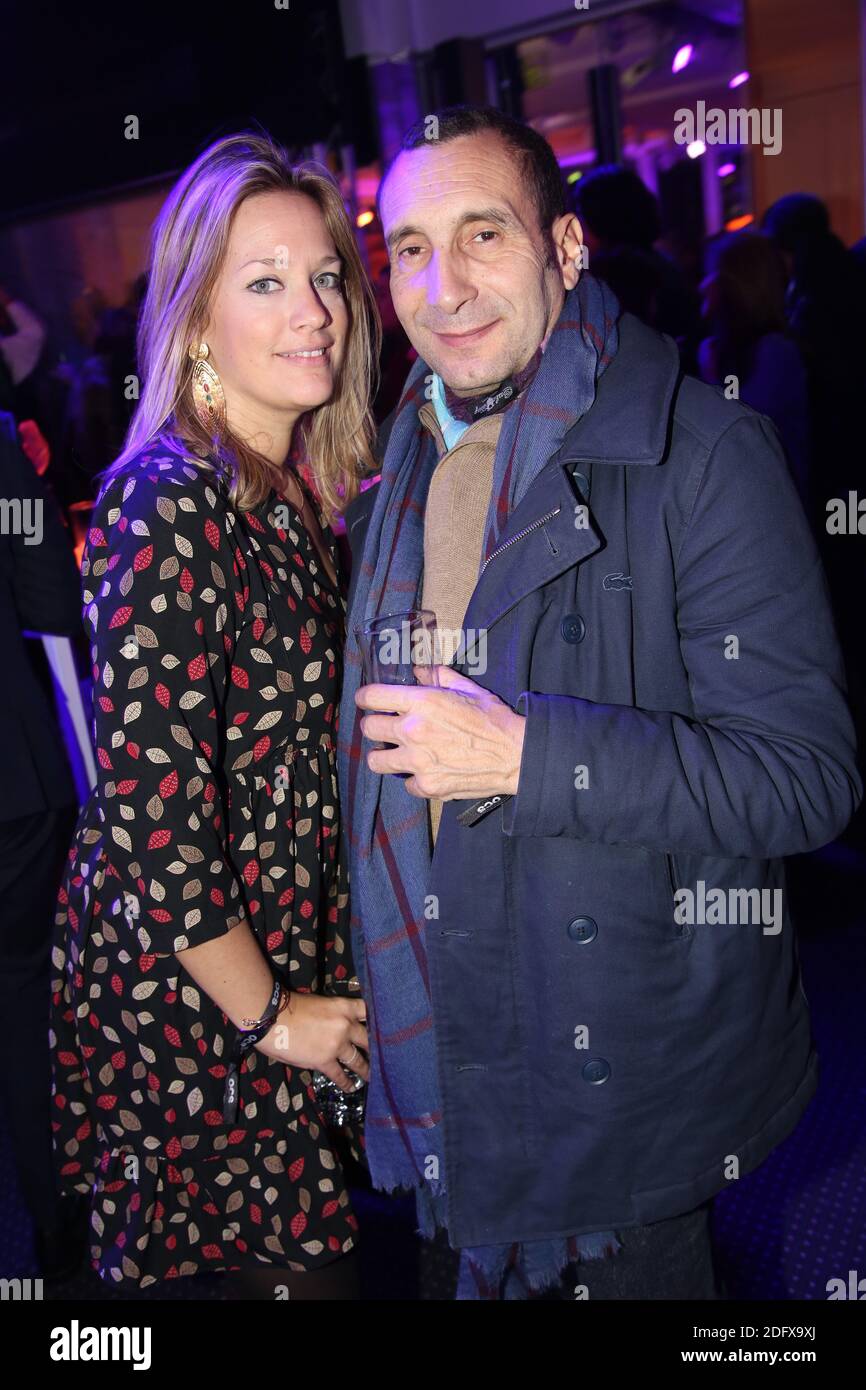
[274,346,333,365]
[432,321,499,348]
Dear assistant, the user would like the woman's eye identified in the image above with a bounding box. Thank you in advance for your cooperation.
[248,277,282,294]
[314,271,343,291]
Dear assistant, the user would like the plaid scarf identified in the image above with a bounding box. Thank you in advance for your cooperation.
[337,276,622,1298]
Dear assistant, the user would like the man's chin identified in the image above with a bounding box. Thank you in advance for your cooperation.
[425,354,513,397]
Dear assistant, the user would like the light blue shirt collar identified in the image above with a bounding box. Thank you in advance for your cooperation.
[430,371,470,452]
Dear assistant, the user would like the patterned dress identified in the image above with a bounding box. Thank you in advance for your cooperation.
[49,435,363,1288]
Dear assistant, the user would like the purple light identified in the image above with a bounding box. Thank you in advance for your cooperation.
[729,71,749,89]
[718,162,736,177]
[672,44,694,74]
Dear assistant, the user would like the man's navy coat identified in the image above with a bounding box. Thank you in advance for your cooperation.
[343,313,862,1247]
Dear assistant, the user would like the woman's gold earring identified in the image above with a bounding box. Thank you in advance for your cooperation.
[188,341,226,431]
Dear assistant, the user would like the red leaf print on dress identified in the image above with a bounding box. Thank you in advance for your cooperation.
[187,653,207,680]
[159,770,179,798]
[109,606,133,628]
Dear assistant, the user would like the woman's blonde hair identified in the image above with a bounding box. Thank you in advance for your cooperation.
[99,131,381,520]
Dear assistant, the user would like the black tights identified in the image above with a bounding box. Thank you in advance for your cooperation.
[225,1247,361,1301]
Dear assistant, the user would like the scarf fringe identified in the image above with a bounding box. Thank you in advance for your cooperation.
[457,1229,623,1301]
[412,1177,623,1301]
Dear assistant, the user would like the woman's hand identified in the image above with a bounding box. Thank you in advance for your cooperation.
[257,992,370,1092]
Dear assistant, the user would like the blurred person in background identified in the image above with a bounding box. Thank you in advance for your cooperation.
[0,284,46,404]
[698,231,810,511]
[762,194,866,818]
[761,193,866,507]
[569,164,701,368]
[0,409,84,1280]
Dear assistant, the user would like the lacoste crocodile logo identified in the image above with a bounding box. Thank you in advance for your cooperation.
[602,572,633,591]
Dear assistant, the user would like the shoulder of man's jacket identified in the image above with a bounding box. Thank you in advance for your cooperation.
[671,369,775,458]
[603,311,776,464]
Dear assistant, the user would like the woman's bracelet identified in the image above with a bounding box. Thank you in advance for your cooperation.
[239,976,285,1032]
[223,979,291,1123]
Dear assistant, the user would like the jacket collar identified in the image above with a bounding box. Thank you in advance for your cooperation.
[459,314,682,640]
[554,311,681,468]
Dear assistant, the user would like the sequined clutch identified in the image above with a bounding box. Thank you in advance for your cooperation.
[310,1068,366,1128]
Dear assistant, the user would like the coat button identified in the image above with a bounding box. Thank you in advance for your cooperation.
[560,613,586,644]
[567,915,598,943]
[573,470,590,499]
[582,1058,611,1085]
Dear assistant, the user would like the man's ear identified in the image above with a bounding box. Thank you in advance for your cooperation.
[550,213,585,290]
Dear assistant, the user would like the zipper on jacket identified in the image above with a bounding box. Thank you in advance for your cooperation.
[480,505,562,574]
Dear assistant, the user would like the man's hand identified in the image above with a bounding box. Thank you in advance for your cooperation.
[355,665,526,800]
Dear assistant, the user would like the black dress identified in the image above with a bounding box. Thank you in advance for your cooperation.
[49,435,362,1288]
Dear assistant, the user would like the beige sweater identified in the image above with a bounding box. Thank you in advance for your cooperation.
[417,401,503,846]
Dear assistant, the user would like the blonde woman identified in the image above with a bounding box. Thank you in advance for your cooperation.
[49,133,380,1298]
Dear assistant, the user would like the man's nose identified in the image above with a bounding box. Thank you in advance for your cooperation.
[424,250,476,314]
